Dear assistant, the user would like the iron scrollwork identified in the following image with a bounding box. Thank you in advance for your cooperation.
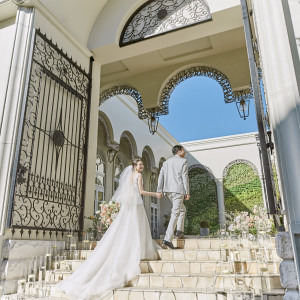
[158,66,253,116]
[100,86,150,119]
[9,29,92,234]
[120,0,212,46]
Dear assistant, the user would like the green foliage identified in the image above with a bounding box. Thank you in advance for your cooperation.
[224,163,263,214]
[185,168,218,235]
[200,220,210,228]
[272,163,282,204]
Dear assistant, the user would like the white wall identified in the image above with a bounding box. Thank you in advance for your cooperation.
[182,132,262,180]
[100,94,178,166]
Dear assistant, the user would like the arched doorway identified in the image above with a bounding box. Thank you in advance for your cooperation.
[186,165,218,234]
[223,160,263,214]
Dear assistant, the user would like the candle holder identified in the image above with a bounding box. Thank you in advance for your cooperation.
[17,279,26,295]
[45,254,52,270]
[65,232,73,250]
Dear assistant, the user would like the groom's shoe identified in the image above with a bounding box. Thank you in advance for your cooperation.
[162,240,180,249]
[175,230,185,239]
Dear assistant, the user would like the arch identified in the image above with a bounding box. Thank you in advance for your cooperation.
[142,146,156,171]
[157,65,253,116]
[119,0,212,47]
[99,86,150,119]
[186,163,218,234]
[189,163,217,183]
[223,159,259,179]
[223,160,263,213]
[120,130,138,159]
[98,111,119,151]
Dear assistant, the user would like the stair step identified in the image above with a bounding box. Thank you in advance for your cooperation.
[140,261,279,274]
[157,249,279,261]
[113,287,283,300]
[157,238,275,250]
[127,273,282,293]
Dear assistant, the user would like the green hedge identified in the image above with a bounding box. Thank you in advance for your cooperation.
[185,168,219,234]
[224,163,263,214]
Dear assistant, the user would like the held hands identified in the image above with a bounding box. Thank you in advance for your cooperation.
[155,192,163,198]
[184,194,190,201]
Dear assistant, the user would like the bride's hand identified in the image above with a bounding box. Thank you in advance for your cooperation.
[155,192,162,198]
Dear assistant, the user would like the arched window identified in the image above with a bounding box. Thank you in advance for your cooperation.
[114,156,124,192]
[95,148,105,212]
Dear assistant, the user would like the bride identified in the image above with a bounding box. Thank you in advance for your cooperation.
[55,159,161,300]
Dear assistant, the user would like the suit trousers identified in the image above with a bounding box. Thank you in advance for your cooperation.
[164,193,186,242]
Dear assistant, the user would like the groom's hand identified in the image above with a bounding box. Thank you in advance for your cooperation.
[184,194,190,201]
[157,193,163,198]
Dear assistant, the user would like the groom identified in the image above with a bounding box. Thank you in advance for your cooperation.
[157,145,190,249]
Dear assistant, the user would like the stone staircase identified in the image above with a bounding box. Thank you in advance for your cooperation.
[2,238,285,300]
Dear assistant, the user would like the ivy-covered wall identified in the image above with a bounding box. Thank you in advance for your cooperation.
[224,163,263,214]
[185,168,219,234]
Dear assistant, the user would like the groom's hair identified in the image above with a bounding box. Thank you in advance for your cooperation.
[172,145,183,155]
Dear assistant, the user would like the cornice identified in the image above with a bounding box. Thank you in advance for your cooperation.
[22,0,93,58]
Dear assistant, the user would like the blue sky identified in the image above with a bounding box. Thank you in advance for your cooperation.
[159,77,258,142]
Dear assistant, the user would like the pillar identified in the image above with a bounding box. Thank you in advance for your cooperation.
[0,7,35,235]
[83,60,101,220]
[216,179,226,226]
[253,0,300,289]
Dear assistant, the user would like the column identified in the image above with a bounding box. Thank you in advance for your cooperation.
[253,0,300,290]
[0,7,35,235]
[83,60,101,219]
[216,179,226,226]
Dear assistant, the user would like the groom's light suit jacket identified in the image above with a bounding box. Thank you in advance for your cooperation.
[157,156,189,195]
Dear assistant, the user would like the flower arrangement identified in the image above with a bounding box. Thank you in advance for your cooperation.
[84,201,120,239]
[97,200,120,229]
[226,205,275,235]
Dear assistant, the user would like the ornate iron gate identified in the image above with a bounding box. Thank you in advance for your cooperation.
[8,29,93,235]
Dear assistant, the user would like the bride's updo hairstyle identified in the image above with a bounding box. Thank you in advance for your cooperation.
[132,158,142,169]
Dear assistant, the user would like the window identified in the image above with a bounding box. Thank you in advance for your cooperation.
[95,148,105,213]
[114,156,124,192]
[150,173,159,239]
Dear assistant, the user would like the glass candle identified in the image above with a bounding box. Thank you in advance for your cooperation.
[45,254,52,270]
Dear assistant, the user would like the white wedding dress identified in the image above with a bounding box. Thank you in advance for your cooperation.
[55,167,159,300]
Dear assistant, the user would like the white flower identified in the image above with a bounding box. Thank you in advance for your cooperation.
[95,210,101,215]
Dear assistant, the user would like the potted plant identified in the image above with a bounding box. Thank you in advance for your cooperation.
[200,220,210,236]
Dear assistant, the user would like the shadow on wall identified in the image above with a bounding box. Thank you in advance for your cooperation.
[223,163,264,214]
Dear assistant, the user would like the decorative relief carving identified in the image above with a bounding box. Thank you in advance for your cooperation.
[100,86,150,119]
[99,67,253,120]
[120,0,212,46]
[158,66,253,116]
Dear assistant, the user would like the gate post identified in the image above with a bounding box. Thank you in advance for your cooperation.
[0,7,35,235]
[251,0,300,292]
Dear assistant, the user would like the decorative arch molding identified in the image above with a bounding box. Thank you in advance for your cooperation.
[99,86,150,119]
[120,130,138,159]
[189,163,217,183]
[98,112,120,151]
[142,146,156,170]
[120,0,212,47]
[222,159,259,179]
[156,65,253,116]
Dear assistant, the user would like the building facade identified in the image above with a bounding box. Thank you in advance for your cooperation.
[0,0,300,297]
